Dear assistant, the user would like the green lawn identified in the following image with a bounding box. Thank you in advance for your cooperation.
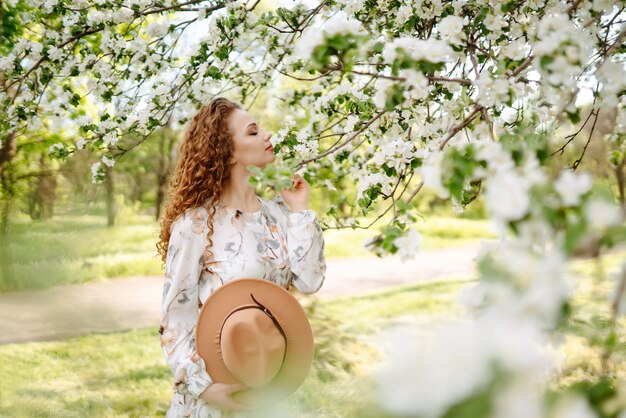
[0,249,623,417]
[0,277,470,418]
[0,213,496,293]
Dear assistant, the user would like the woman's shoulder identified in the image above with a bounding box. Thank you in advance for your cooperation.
[170,206,208,236]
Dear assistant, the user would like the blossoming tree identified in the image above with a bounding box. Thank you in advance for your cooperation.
[2,0,626,416]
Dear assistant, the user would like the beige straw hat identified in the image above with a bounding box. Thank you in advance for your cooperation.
[195,277,315,408]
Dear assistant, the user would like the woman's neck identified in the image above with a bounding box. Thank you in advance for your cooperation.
[219,173,259,212]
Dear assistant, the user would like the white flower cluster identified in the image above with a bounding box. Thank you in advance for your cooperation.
[371,137,416,172]
[392,228,421,262]
[91,161,104,183]
[102,154,116,168]
[419,149,450,199]
[531,11,593,90]
[356,172,394,201]
[553,170,592,207]
[293,131,319,160]
[0,54,14,72]
[596,58,626,109]
[145,20,169,38]
[475,140,545,223]
[460,240,572,326]
[473,71,514,108]
[382,37,454,64]
[294,10,367,60]
[395,4,413,26]
[48,143,65,154]
[438,15,467,46]
[333,0,362,15]
[271,119,297,155]
[375,313,557,418]
[399,69,432,101]
[584,198,623,231]
[75,138,87,150]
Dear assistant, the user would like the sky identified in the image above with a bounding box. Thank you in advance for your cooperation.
[172,0,598,114]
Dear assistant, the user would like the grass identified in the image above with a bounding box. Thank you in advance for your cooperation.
[0,277,472,418]
[0,213,497,293]
[1,249,623,417]
[0,215,163,292]
[553,249,626,390]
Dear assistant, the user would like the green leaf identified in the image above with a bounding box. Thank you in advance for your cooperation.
[539,55,555,70]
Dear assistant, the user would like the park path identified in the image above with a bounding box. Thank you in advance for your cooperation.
[0,243,486,345]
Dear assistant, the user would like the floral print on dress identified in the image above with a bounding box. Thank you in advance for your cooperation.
[159,194,326,417]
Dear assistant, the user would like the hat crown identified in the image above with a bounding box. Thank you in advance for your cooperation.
[221,305,286,388]
[196,277,315,408]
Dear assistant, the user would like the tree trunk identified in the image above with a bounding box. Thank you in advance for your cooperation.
[28,153,57,220]
[0,132,17,180]
[0,170,15,235]
[156,122,176,222]
[156,173,166,222]
[616,158,625,213]
[105,165,116,227]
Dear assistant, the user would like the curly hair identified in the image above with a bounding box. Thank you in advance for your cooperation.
[156,97,242,274]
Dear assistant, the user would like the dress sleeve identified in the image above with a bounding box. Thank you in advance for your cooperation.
[274,196,327,295]
[159,209,213,399]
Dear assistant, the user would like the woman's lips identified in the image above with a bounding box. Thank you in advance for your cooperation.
[266,145,273,151]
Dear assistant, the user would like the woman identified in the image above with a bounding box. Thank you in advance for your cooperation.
[156,97,326,417]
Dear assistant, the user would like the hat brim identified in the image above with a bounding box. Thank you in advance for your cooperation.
[195,277,314,407]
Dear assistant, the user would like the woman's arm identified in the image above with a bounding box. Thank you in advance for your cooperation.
[159,209,214,398]
[274,196,327,294]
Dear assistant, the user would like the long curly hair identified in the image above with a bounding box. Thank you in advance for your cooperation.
[156,97,241,273]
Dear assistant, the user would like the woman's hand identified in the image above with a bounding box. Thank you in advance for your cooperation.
[198,382,254,411]
[280,173,309,212]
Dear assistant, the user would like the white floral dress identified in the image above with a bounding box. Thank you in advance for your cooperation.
[159,194,326,418]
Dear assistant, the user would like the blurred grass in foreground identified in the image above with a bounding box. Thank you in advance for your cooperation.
[0,214,496,293]
[0,278,470,418]
[0,251,623,417]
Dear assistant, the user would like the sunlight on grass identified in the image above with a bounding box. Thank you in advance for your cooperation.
[552,249,626,390]
[1,213,494,293]
[0,257,624,417]
[0,278,472,417]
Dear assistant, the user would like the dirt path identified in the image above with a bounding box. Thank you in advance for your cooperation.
[0,244,484,345]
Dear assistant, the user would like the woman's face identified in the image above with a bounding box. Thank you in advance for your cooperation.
[228,108,275,170]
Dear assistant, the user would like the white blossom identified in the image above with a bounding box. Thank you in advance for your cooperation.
[294,10,367,59]
[474,72,512,107]
[357,172,393,200]
[584,198,623,230]
[146,20,169,38]
[554,170,592,207]
[49,143,64,153]
[91,161,103,183]
[392,228,421,262]
[501,38,530,61]
[438,15,466,46]
[382,37,453,64]
[102,155,116,168]
[395,4,413,25]
[374,314,556,418]
[484,170,531,222]
[419,150,450,199]
[372,77,395,108]
[0,54,14,72]
[398,69,431,101]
